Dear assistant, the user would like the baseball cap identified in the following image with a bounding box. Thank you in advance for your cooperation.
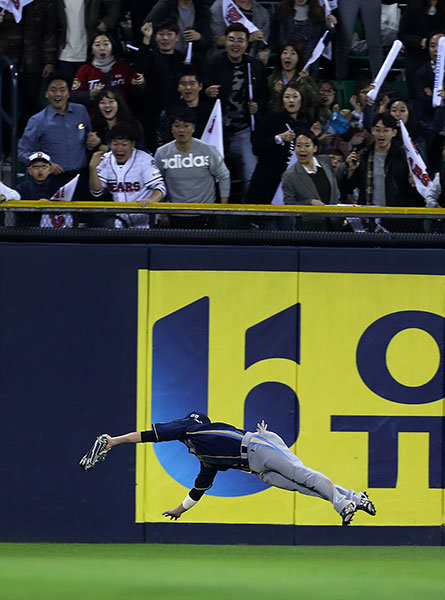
[185,412,211,424]
[29,151,51,165]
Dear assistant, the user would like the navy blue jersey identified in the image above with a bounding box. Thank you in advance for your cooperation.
[141,418,248,498]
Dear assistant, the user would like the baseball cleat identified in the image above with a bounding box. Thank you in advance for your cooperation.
[357,491,376,516]
[340,501,357,526]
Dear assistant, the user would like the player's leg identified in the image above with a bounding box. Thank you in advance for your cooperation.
[255,469,329,501]
[260,474,372,513]
[248,431,352,514]
[255,471,375,518]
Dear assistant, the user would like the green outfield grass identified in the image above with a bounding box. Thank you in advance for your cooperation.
[0,544,444,600]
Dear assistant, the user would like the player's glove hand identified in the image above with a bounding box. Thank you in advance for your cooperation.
[79,434,110,472]
[256,420,268,434]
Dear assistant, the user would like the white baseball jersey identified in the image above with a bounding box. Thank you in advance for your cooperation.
[91,148,166,228]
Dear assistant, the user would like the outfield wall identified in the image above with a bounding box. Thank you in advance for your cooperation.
[0,242,444,545]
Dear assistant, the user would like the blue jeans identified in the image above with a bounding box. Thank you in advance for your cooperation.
[226,127,258,202]
[336,0,383,81]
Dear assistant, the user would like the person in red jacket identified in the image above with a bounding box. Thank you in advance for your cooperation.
[71,32,145,113]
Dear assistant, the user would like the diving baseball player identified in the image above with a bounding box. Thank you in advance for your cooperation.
[89,121,166,227]
[80,412,376,526]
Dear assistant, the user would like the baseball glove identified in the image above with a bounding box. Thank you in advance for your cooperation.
[79,434,110,472]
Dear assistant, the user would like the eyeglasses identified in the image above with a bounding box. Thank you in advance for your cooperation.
[372,127,393,134]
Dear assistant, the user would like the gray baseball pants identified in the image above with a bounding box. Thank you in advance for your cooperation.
[336,0,383,80]
[243,430,361,514]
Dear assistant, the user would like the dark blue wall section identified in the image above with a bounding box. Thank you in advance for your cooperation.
[0,243,148,542]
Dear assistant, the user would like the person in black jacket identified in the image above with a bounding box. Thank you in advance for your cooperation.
[156,66,213,147]
[413,32,445,125]
[246,83,310,205]
[144,0,212,62]
[412,31,445,171]
[363,95,427,162]
[398,0,445,97]
[203,23,269,200]
[339,113,424,222]
[134,19,186,152]
[0,0,57,134]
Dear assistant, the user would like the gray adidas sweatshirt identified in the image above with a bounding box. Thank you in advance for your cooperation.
[154,138,230,203]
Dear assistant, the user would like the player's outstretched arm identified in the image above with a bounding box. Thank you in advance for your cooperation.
[162,491,199,520]
[81,430,151,472]
[105,432,142,449]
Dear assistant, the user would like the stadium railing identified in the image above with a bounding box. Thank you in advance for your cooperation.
[1,201,445,248]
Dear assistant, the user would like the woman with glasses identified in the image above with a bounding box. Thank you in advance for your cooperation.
[311,80,339,150]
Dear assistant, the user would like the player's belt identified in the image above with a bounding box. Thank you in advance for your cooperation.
[240,444,249,470]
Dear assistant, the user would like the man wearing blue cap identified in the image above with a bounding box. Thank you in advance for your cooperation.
[80,412,376,527]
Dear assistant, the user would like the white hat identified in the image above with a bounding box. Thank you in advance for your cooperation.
[29,151,51,164]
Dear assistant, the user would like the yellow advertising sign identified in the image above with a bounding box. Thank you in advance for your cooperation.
[136,269,445,527]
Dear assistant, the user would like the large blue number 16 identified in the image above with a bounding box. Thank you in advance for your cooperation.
[151,298,300,497]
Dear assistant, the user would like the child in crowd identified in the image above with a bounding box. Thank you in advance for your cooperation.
[15,152,60,201]
[1,152,57,227]
[14,151,61,226]
[326,147,344,169]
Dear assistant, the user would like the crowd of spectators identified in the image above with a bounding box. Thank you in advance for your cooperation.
[1,0,445,230]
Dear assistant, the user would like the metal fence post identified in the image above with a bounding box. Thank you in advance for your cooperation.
[0,55,19,186]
